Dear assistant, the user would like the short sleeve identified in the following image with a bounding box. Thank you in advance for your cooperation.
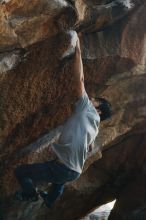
[75,91,90,112]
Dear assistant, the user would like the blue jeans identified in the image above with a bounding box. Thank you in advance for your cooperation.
[15,160,80,206]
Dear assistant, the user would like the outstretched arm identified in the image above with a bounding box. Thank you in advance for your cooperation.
[72,37,85,98]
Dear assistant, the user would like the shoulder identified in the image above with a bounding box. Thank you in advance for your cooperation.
[75,91,90,112]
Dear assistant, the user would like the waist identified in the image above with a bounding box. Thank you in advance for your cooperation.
[55,157,65,166]
[55,158,80,175]
[50,146,66,165]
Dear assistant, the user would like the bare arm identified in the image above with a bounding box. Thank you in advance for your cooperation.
[72,37,85,98]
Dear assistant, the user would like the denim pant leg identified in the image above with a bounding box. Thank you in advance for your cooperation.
[39,160,80,207]
[15,160,80,204]
[45,183,65,207]
[15,161,56,197]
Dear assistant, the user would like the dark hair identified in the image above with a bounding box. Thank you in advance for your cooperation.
[95,97,112,121]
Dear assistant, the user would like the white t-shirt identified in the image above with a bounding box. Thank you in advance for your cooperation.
[52,92,100,173]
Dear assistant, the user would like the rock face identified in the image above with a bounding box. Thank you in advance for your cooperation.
[0,0,146,220]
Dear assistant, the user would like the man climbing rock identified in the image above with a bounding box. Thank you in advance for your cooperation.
[14,34,112,208]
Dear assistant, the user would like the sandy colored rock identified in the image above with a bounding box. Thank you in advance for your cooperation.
[0,0,146,220]
[0,0,77,49]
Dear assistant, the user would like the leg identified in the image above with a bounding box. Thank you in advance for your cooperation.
[40,183,64,208]
[15,160,80,205]
[15,161,56,199]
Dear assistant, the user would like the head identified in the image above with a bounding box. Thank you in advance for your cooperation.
[91,97,112,121]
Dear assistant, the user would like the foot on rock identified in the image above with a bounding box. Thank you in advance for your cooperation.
[39,191,52,208]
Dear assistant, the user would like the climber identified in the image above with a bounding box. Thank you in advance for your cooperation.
[14,36,112,208]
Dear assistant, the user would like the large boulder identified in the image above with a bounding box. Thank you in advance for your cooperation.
[0,0,146,219]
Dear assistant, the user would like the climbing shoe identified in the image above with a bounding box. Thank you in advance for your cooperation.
[39,191,52,208]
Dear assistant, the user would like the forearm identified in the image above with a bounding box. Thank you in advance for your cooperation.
[71,38,85,97]
[73,42,84,82]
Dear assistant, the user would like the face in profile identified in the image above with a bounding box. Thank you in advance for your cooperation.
[90,98,101,115]
[91,97,112,121]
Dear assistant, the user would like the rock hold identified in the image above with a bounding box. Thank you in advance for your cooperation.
[61,30,78,59]
[0,48,26,73]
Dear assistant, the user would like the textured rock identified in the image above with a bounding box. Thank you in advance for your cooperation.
[0,0,146,220]
[0,0,77,49]
[108,175,146,220]
[75,0,140,33]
